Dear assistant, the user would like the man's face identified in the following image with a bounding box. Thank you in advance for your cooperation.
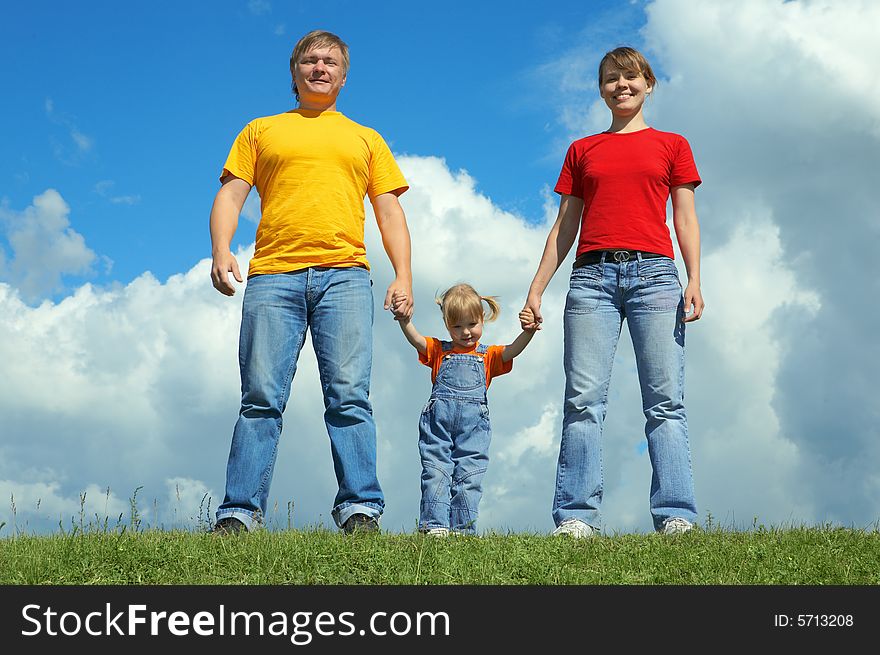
[293,45,346,105]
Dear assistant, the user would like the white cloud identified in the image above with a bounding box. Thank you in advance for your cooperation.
[44,97,94,161]
[95,179,141,205]
[242,192,261,223]
[0,189,98,301]
[0,479,128,535]
[2,1,877,535]
[248,0,271,16]
[640,0,880,527]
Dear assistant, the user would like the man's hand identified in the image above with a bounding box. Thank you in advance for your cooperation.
[211,250,243,296]
[385,281,413,320]
[682,282,704,323]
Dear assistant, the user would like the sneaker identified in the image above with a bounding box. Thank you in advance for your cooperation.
[661,517,694,535]
[552,518,594,538]
[423,527,450,538]
[342,513,380,534]
[212,517,247,535]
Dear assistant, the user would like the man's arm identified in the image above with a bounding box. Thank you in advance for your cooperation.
[521,194,584,329]
[397,317,428,355]
[371,191,413,319]
[671,184,704,323]
[209,175,251,296]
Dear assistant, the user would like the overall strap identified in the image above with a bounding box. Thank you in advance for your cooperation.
[439,340,488,355]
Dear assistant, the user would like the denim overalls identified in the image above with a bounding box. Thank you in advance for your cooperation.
[418,342,492,535]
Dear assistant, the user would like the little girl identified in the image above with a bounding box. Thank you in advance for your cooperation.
[393,283,536,536]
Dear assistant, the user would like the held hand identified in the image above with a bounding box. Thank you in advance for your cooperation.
[520,295,543,331]
[389,290,411,321]
[682,282,704,323]
[211,251,243,296]
[384,280,413,320]
[518,307,539,333]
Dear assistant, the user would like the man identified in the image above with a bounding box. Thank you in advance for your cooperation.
[209,30,413,535]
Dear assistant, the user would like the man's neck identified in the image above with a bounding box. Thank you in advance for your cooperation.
[297,97,338,112]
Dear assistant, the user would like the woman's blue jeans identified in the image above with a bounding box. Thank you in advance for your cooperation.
[216,266,383,530]
[553,254,698,532]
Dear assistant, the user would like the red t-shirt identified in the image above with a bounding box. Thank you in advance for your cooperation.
[554,127,701,259]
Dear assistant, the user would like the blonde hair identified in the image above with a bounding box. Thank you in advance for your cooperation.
[435,283,500,326]
[597,46,657,90]
[289,30,350,100]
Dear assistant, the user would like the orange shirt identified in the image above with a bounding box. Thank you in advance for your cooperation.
[418,338,512,388]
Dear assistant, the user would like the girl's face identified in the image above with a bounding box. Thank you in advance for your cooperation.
[599,65,652,116]
[446,316,484,350]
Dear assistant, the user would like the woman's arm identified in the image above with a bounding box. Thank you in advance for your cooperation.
[522,194,584,329]
[671,184,704,323]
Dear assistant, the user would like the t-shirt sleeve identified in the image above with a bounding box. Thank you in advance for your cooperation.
[220,121,257,186]
[367,131,409,200]
[553,142,583,198]
[486,345,513,381]
[418,337,441,369]
[670,135,701,189]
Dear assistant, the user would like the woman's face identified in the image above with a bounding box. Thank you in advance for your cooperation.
[599,65,652,116]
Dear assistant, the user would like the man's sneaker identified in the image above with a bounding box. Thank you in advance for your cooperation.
[342,513,380,534]
[422,527,449,538]
[212,517,247,535]
[661,517,694,535]
[552,518,594,538]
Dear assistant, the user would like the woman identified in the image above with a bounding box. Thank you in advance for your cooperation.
[522,46,704,537]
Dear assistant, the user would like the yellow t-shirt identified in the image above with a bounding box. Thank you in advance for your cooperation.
[221,109,409,276]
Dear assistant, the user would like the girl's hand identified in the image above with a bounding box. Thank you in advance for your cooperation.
[518,307,539,333]
[390,291,410,321]
[520,296,543,330]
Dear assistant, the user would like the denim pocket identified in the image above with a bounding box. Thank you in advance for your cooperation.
[638,261,682,311]
[566,267,603,314]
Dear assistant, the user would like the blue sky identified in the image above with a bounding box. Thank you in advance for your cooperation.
[1,0,878,537]
[1,0,648,292]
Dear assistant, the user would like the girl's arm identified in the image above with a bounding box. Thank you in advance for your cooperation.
[522,194,584,329]
[502,307,538,363]
[671,184,705,323]
[398,317,428,355]
[502,329,536,363]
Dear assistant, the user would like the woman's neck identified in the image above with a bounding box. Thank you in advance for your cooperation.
[607,111,649,134]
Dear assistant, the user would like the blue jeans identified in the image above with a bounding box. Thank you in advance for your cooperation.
[216,266,383,530]
[553,254,697,532]
[418,345,491,535]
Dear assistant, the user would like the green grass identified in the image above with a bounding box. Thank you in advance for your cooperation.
[2,523,878,584]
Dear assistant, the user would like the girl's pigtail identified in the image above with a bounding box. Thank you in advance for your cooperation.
[481,295,501,323]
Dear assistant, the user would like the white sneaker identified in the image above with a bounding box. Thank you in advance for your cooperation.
[424,527,449,538]
[552,519,594,538]
[661,517,694,535]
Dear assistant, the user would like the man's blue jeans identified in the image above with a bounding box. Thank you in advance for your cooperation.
[216,266,383,530]
[553,254,698,532]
